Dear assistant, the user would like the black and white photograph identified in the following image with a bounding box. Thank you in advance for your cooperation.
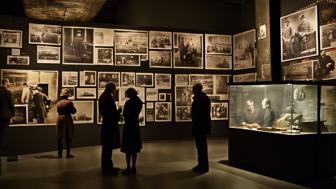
[173,32,203,69]
[211,102,228,120]
[233,29,256,70]
[314,49,336,80]
[0,29,22,48]
[11,48,20,56]
[80,71,96,87]
[72,100,94,124]
[155,73,171,89]
[76,88,97,99]
[94,28,114,46]
[319,4,336,25]
[119,87,145,106]
[134,87,145,103]
[289,60,314,81]
[7,55,29,65]
[175,106,191,122]
[94,47,113,65]
[205,55,232,70]
[37,45,60,64]
[98,72,120,89]
[115,54,140,66]
[136,73,153,87]
[62,71,78,87]
[258,24,267,40]
[29,23,61,45]
[1,69,58,125]
[149,51,172,68]
[63,27,94,64]
[146,102,154,109]
[214,75,229,98]
[175,74,189,86]
[10,105,28,126]
[155,102,172,122]
[149,31,172,50]
[115,29,148,54]
[146,109,155,122]
[280,6,318,62]
[175,86,193,106]
[320,22,336,50]
[189,74,214,95]
[139,104,146,126]
[146,88,158,101]
[205,34,232,54]
[121,72,135,87]
[159,93,166,101]
[61,87,75,100]
[233,73,257,83]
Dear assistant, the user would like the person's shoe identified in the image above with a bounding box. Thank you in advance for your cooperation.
[102,169,118,176]
[66,154,75,158]
[111,167,120,172]
[121,169,132,176]
[192,166,209,173]
[130,168,136,174]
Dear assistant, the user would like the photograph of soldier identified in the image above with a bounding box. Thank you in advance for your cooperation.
[29,23,61,45]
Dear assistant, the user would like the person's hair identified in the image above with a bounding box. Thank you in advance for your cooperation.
[1,79,9,86]
[263,98,271,106]
[125,87,138,98]
[105,82,116,91]
[193,83,203,93]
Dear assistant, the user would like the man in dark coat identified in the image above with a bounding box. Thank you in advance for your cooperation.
[0,79,15,156]
[318,50,335,78]
[261,98,275,128]
[191,83,211,173]
[99,82,122,175]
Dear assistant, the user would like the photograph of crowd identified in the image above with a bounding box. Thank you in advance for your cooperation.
[281,6,318,62]
[205,34,232,54]
[233,29,256,70]
[175,74,189,86]
[155,102,172,122]
[211,102,228,120]
[98,72,120,89]
[115,54,140,66]
[121,72,135,87]
[63,27,94,64]
[0,29,22,48]
[155,73,171,89]
[136,73,153,87]
[146,88,158,101]
[72,101,94,124]
[80,71,96,87]
[205,55,232,70]
[62,71,78,87]
[115,29,148,54]
[149,51,172,68]
[233,73,256,83]
[94,47,113,65]
[7,55,29,65]
[173,32,203,69]
[37,46,60,64]
[149,31,172,50]
[29,23,61,45]
[320,22,336,50]
[76,88,97,99]
[94,28,114,47]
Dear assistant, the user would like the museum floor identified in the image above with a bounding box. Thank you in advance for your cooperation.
[0,138,335,189]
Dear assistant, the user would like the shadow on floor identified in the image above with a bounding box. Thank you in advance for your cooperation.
[34,154,60,159]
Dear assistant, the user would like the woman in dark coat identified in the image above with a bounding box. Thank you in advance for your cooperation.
[56,88,77,158]
[121,88,143,175]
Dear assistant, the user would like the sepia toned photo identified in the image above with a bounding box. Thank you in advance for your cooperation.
[155,73,171,89]
[175,74,189,86]
[37,45,60,64]
[233,73,257,83]
[149,50,172,68]
[10,105,28,126]
[72,100,94,124]
[155,102,172,122]
[98,72,120,89]
[62,71,78,87]
[262,63,271,80]
[175,106,191,122]
[63,27,94,64]
[115,54,140,66]
[258,24,267,40]
[205,55,232,70]
[320,22,336,50]
[0,29,22,48]
[173,32,203,69]
[7,55,29,65]
[146,109,155,122]
[289,61,314,81]
[205,34,232,54]
[146,102,154,109]
[189,74,214,95]
[159,93,166,101]
[214,75,229,98]
[115,29,148,54]
[29,23,61,45]
[280,6,318,62]
[121,72,135,87]
[61,87,75,100]
[175,86,193,106]
[149,31,172,50]
[146,88,158,101]
[314,49,336,80]
[94,47,113,65]
[76,88,97,99]
[233,29,256,70]
[136,73,153,87]
[80,71,96,87]
[94,28,114,46]
[211,102,228,120]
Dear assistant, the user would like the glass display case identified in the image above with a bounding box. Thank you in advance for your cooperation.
[321,85,336,133]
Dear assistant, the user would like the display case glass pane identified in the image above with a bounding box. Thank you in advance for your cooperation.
[321,86,336,133]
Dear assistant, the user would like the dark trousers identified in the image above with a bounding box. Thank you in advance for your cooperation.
[57,137,71,156]
[195,134,208,169]
[101,144,114,172]
[0,119,9,156]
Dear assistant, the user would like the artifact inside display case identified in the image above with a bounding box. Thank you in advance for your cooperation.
[321,85,336,133]
[229,84,323,134]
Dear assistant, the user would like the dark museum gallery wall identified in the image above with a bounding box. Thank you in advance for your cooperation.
[0,1,256,156]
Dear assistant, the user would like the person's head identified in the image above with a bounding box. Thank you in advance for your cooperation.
[125,87,138,98]
[261,98,271,109]
[105,82,116,94]
[76,31,82,37]
[284,19,290,26]
[246,99,255,109]
[192,83,203,95]
[60,88,70,99]
[300,14,306,22]
[321,50,326,56]
[1,79,9,87]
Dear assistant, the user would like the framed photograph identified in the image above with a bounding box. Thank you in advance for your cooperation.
[155,102,172,122]
[205,34,232,54]
[0,29,22,48]
[115,54,140,66]
[119,87,145,106]
[175,74,189,86]
[63,27,94,65]
[7,55,29,65]
[10,105,28,126]
[114,29,148,54]
[214,75,230,99]
[139,104,146,126]
[146,88,158,101]
[62,71,78,87]
[315,49,336,80]
[76,88,97,99]
[121,72,135,87]
[94,28,114,46]
[261,63,271,80]
[233,29,256,70]
[205,55,232,70]
[72,100,94,124]
[173,32,203,69]
[175,86,193,106]
[29,23,61,45]
[258,24,267,40]
[94,47,113,65]
[189,74,214,95]
[149,51,172,68]
[80,71,96,87]
[11,48,20,56]
[280,6,318,62]
[61,87,75,100]
[166,93,172,101]
[159,93,166,101]
[146,102,154,109]
[98,72,120,89]
[149,31,172,50]
[175,106,191,122]
[37,45,60,64]
[320,22,336,50]
[136,73,153,87]
[211,102,228,120]
[233,73,257,83]
[155,73,171,89]
[146,109,155,122]
[1,69,58,125]
[288,60,314,81]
